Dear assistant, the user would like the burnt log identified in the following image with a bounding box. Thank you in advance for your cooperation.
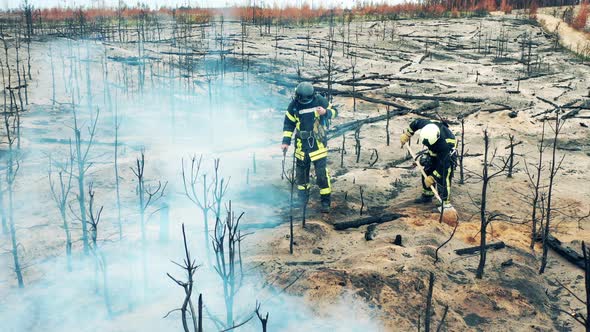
[536,234,585,269]
[384,92,485,103]
[264,76,413,110]
[328,110,409,139]
[285,261,325,266]
[334,213,406,231]
[455,241,505,255]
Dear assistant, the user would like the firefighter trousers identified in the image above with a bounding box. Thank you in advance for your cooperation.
[296,154,331,204]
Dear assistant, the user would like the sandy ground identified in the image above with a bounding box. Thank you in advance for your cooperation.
[240,14,590,332]
[0,13,589,332]
[536,13,590,57]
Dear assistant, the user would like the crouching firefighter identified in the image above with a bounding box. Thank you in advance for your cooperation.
[400,119,457,211]
[281,82,338,213]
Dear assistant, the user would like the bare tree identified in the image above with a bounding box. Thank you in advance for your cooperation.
[340,134,346,168]
[424,272,434,332]
[420,272,449,332]
[49,42,56,106]
[0,169,6,235]
[213,201,246,328]
[131,151,167,289]
[71,106,99,255]
[350,46,357,113]
[255,301,269,332]
[113,110,123,240]
[469,129,510,279]
[85,183,113,316]
[3,103,23,287]
[523,120,547,249]
[354,124,362,163]
[386,107,391,146]
[505,134,522,178]
[182,155,214,260]
[282,150,296,254]
[167,224,202,332]
[554,242,590,331]
[212,159,230,222]
[458,116,466,184]
[322,11,336,101]
[540,111,566,274]
[48,154,74,271]
[581,242,589,332]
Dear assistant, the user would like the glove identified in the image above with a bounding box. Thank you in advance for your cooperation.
[424,175,436,188]
[316,106,327,116]
[400,132,412,147]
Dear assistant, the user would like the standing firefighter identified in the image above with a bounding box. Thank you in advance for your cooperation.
[400,119,457,211]
[281,82,338,213]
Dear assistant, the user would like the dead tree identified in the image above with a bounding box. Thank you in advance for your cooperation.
[470,129,510,279]
[340,134,346,168]
[540,111,566,274]
[71,106,99,256]
[301,182,311,230]
[369,149,379,167]
[167,224,202,332]
[85,183,112,316]
[505,134,522,178]
[350,47,358,113]
[354,124,362,163]
[49,154,74,272]
[113,110,122,240]
[212,159,230,225]
[323,11,336,101]
[386,107,391,146]
[49,42,56,106]
[555,242,590,331]
[419,272,449,332]
[86,183,103,251]
[3,95,23,287]
[582,242,589,332]
[424,272,434,332]
[359,186,365,216]
[255,301,269,332]
[181,155,214,260]
[0,169,6,235]
[131,151,167,289]
[458,117,466,184]
[523,120,547,249]
[213,201,246,328]
[282,151,296,254]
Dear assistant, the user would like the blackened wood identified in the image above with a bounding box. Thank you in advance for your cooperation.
[334,213,406,230]
[384,92,484,103]
[536,234,585,269]
[455,241,505,255]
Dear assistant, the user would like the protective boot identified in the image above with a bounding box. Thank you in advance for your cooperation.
[320,195,331,213]
[414,193,434,204]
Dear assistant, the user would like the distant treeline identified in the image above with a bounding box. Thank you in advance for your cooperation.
[0,0,582,25]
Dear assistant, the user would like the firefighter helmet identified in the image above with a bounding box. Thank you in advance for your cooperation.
[295,82,315,104]
[420,124,440,146]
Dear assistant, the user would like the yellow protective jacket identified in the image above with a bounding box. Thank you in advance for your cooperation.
[282,94,337,161]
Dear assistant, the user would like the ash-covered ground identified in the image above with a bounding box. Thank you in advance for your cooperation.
[0,14,589,331]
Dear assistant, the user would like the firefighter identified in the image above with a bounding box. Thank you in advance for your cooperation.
[281,82,338,213]
[400,119,457,210]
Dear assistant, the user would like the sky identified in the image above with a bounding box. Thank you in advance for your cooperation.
[2,0,404,10]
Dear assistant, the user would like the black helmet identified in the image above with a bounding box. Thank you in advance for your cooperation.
[295,82,315,104]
